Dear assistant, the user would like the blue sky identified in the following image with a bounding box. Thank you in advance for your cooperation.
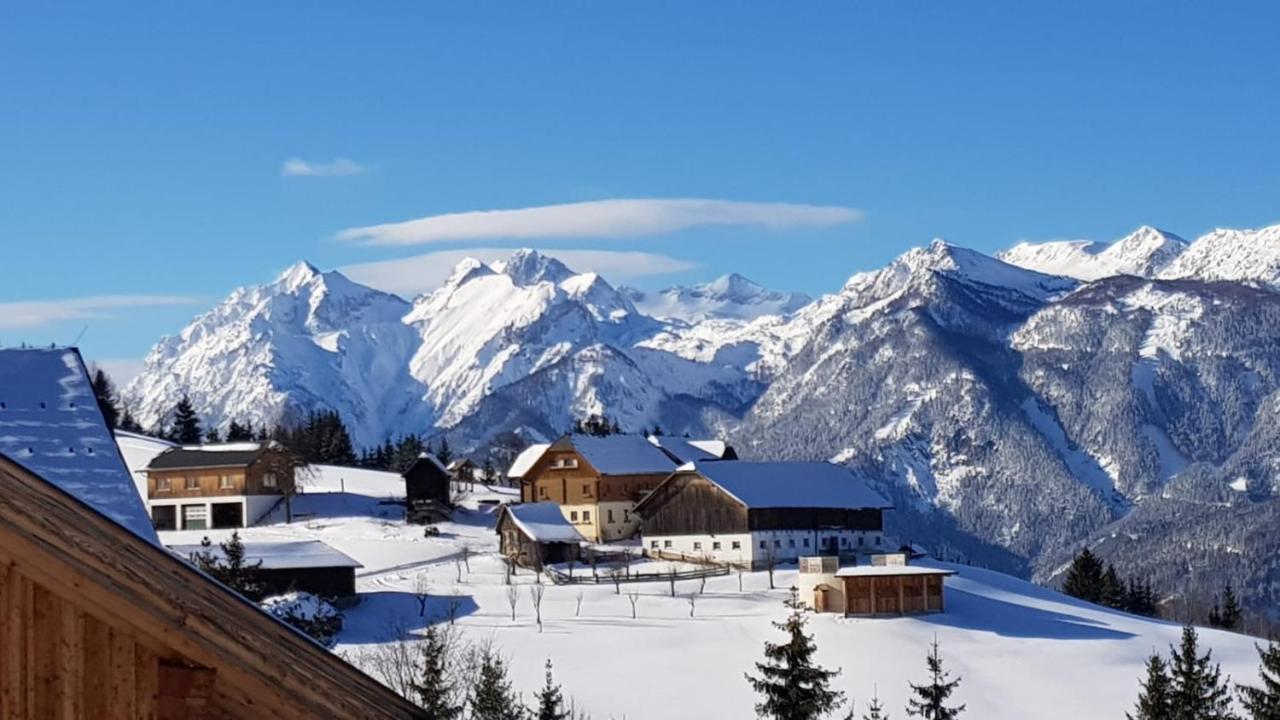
[3,2,1279,379]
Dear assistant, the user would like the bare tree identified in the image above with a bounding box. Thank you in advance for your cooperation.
[566,552,576,579]
[413,574,431,618]
[446,590,462,626]
[455,558,463,583]
[506,584,520,622]
[503,557,513,585]
[626,590,640,619]
[765,544,778,590]
[575,591,585,617]
[738,568,744,593]
[529,583,545,632]
[687,593,696,617]
[668,566,678,597]
[460,544,471,574]
[699,575,707,595]
[608,567,623,595]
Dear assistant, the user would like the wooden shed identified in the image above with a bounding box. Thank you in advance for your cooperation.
[403,453,452,524]
[496,502,585,569]
[168,539,362,601]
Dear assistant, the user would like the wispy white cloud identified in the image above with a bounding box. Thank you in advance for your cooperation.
[281,157,367,178]
[337,198,862,246]
[0,295,198,330]
[339,248,698,298]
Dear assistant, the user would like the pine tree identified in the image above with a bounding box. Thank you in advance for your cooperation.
[1238,642,1280,720]
[171,394,203,444]
[745,588,844,720]
[1101,563,1127,609]
[205,427,222,443]
[226,419,254,441]
[1168,624,1237,720]
[117,409,143,433]
[189,532,263,598]
[1062,548,1105,603]
[1219,587,1242,632]
[905,639,964,719]
[90,367,120,429]
[1128,654,1173,720]
[435,437,454,466]
[469,647,525,720]
[409,626,461,719]
[1126,579,1158,617]
[864,691,890,720]
[534,659,570,720]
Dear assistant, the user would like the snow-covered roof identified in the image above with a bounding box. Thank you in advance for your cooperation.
[414,452,447,473]
[114,429,178,499]
[500,502,585,544]
[506,443,549,478]
[563,434,677,475]
[167,539,362,570]
[689,461,892,510]
[647,435,726,463]
[148,443,266,470]
[0,347,158,543]
[835,565,955,578]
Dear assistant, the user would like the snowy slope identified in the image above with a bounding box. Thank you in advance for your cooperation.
[165,491,1267,720]
[1159,223,1280,287]
[622,273,811,323]
[998,226,1187,281]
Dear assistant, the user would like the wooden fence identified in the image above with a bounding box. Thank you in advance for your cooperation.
[546,564,729,586]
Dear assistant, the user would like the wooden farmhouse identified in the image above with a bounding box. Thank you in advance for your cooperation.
[168,539,362,601]
[402,452,452,524]
[0,347,423,719]
[145,442,295,531]
[495,502,585,569]
[517,434,680,541]
[634,460,893,569]
[798,553,956,616]
[505,442,549,485]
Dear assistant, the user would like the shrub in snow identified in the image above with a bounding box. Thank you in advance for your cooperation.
[261,592,344,648]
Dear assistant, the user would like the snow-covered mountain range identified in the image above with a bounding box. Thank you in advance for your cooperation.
[123,224,1280,612]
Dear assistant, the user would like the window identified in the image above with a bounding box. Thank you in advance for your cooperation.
[181,504,208,531]
[732,541,741,550]
[624,509,630,521]
[539,486,548,498]
[858,536,865,547]
[663,540,672,549]
[156,477,172,492]
[582,510,591,522]
[788,539,795,548]
[151,505,177,531]
[759,540,766,549]
[803,538,810,547]
[712,541,721,551]
[693,541,702,551]
[651,540,659,549]
[219,474,233,489]
[608,509,615,523]
[263,473,278,488]
[774,539,781,549]
[875,535,882,546]
[583,484,591,496]
[570,511,579,522]
[185,475,199,491]
[840,537,849,547]
[553,457,579,469]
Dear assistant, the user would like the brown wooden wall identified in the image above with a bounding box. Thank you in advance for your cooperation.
[747,507,883,532]
[841,575,946,616]
[639,474,749,536]
[147,455,292,501]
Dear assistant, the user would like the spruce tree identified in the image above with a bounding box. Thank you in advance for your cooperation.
[226,419,254,441]
[534,659,570,720]
[1128,654,1173,720]
[1238,642,1280,720]
[864,691,890,720]
[171,394,203,444]
[1062,548,1104,603]
[905,639,964,719]
[745,588,844,720]
[189,532,263,598]
[1101,563,1127,609]
[1168,624,1237,720]
[410,626,461,719]
[436,437,454,466]
[90,367,120,429]
[205,427,222,443]
[1219,587,1242,632]
[469,647,525,720]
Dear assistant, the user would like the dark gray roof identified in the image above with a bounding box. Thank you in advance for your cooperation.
[147,444,266,470]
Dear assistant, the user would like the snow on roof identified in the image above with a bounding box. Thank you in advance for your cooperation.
[647,435,725,463]
[180,441,262,452]
[506,443,549,478]
[414,452,447,473]
[167,539,362,570]
[114,429,177,499]
[835,565,955,578]
[0,348,158,543]
[500,502,585,544]
[690,460,892,510]
[564,434,677,475]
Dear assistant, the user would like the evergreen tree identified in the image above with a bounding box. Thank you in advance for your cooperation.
[392,434,426,473]
[469,647,525,720]
[90,367,120,429]
[189,532,262,598]
[117,408,143,433]
[1219,587,1242,632]
[1101,563,1127,609]
[226,419,254,441]
[435,437,454,466]
[1125,579,1158,617]
[409,626,462,719]
[1128,654,1174,720]
[534,659,570,720]
[864,692,890,720]
[745,588,844,720]
[1168,625,1237,720]
[171,394,203,444]
[1062,548,1105,603]
[1238,642,1280,720]
[205,427,222,443]
[905,639,964,720]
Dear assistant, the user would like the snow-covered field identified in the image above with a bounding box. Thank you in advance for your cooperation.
[151,464,1265,719]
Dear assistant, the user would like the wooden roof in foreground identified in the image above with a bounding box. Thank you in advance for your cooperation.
[0,453,425,719]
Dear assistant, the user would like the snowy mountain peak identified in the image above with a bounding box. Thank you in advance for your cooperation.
[276,260,324,292]
[622,272,811,323]
[998,226,1188,281]
[444,257,496,288]
[493,248,575,286]
[1158,222,1280,287]
[845,239,1075,303]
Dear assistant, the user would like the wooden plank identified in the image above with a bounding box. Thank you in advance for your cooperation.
[109,629,137,719]
[0,565,23,720]
[134,645,159,720]
[31,586,59,719]
[83,615,112,720]
[57,603,84,720]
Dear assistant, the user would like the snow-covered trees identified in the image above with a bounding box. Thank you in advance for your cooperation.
[1238,642,1280,720]
[746,588,845,720]
[904,639,964,719]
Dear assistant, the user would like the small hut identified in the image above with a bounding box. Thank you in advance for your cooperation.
[170,539,362,601]
[496,502,584,568]
[403,453,452,524]
[798,553,955,616]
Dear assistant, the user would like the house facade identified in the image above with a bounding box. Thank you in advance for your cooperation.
[145,443,294,531]
[518,434,679,541]
[496,502,585,568]
[798,553,955,616]
[635,461,893,569]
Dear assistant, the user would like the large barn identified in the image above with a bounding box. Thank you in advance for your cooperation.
[634,460,893,569]
[0,347,423,719]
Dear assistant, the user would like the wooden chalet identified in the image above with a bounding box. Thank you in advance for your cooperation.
[635,460,893,569]
[798,554,955,616]
[0,347,423,719]
[402,453,452,524]
[495,502,585,568]
[505,443,549,485]
[518,434,680,542]
[145,442,295,531]
[168,539,362,601]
